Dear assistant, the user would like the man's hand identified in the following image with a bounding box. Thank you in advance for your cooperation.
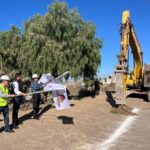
[9,94,16,98]
[21,93,28,96]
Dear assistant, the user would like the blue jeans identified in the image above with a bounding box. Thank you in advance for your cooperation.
[0,106,10,130]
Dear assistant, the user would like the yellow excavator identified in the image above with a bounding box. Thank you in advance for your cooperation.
[115,10,150,113]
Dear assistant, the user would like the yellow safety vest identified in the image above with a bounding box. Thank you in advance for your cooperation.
[0,84,8,106]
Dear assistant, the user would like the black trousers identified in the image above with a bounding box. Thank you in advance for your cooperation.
[95,87,100,95]
[12,97,21,127]
[32,93,41,118]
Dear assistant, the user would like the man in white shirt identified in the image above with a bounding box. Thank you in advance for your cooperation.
[11,71,27,129]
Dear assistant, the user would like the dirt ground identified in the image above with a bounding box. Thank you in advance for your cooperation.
[0,91,150,150]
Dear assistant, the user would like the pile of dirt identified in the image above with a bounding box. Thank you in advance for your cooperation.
[101,83,115,92]
[67,82,83,96]
[111,105,137,115]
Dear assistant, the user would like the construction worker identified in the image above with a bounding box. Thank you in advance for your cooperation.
[11,71,27,129]
[31,74,42,120]
[94,78,100,95]
[0,75,15,133]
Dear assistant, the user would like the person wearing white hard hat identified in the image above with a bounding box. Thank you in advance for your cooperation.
[0,75,15,133]
[32,74,39,79]
[31,74,42,120]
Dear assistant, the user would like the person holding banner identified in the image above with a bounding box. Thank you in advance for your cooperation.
[31,74,42,120]
[11,71,27,129]
[0,75,15,133]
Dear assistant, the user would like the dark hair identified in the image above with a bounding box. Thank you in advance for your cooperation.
[15,71,22,78]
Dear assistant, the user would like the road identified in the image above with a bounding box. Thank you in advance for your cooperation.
[0,92,150,150]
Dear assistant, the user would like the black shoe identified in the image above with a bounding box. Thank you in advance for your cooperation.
[18,121,23,125]
[34,117,40,120]
[5,129,14,133]
[13,126,19,129]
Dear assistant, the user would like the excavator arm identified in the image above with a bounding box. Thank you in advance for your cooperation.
[129,23,144,85]
[115,10,144,105]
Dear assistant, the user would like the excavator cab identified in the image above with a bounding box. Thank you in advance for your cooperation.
[144,64,150,101]
[144,64,150,88]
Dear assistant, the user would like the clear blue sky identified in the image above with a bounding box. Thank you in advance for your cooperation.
[0,0,150,76]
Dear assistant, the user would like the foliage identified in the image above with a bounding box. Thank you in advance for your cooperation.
[0,1,102,80]
[0,26,22,72]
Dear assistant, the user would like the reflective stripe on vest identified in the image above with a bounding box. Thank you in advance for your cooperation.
[0,84,8,106]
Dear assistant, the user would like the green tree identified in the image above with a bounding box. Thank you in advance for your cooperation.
[0,26,22,73]
[0,1,102,80]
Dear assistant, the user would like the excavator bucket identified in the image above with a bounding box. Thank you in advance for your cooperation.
[115,73,126,104]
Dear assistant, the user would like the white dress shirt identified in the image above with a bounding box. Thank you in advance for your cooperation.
[13,81,22,95]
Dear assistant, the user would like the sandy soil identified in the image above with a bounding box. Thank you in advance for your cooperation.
[0,91,150,150]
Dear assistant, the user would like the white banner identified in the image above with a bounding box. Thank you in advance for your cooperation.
[38,74,65,91]
[52,90,70,110]
[38,74,70,110]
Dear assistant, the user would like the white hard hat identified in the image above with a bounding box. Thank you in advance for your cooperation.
[0,75,10,81]
[32,74,39,78]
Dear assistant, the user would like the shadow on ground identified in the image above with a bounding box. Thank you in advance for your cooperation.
[105,90,149,107]
[127,93,148,102]
[105,90,118,108]
[57,116,74,125]
[70,104,75,107]
[19,104,52,124]
[39,104,52,116]
[0,104,52,132]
